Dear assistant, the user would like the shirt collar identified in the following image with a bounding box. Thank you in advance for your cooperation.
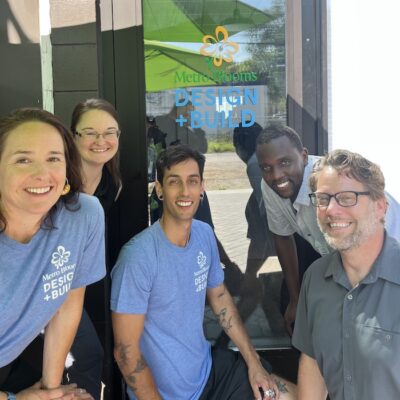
[293,155,319,208]
[324,233,400,287]
[366,234,400,285]
[324,252,351,289]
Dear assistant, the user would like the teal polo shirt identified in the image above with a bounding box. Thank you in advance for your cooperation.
[293,234,400,400]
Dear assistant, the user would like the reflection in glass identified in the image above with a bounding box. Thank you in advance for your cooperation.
[144,0,289,349]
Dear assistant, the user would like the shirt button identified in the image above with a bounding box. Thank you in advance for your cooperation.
[344,332,350,339]
[347,294,353,300]
[345,375,352,382]
[385,334,392,341]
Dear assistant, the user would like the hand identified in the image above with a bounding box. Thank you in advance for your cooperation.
[15,382,94,400]
[284,300,298,336]
[248,363,280,400]
[69,388,94,399]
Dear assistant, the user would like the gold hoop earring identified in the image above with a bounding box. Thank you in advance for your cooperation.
[62,178,71,196]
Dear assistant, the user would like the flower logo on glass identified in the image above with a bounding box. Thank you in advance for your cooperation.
[200,26,239,67]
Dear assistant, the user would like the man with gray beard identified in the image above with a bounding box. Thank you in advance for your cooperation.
[292,149,400,399]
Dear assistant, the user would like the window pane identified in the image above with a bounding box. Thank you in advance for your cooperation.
[144,0,289,349]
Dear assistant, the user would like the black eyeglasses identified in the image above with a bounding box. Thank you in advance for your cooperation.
[75,129,121,140]
[309,191,371,208]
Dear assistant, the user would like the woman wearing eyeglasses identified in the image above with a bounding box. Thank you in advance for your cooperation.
[71,99,121,202]
[0,108,105,400]
[67,99,124,399]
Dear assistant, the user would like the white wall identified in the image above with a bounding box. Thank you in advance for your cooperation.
[328,0,400,200]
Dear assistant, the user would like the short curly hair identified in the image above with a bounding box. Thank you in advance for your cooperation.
[309,149,385,200]
[256,124,303,152]
[156,144,205,185]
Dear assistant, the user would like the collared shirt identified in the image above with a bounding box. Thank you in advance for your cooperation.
[261,155,332,255]
[292,234,400,400]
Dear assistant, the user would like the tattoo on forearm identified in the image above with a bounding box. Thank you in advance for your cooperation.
[115,341,132,368]
[274,379,288,394]
[126,374,137,388]
[115,342,148,391]
[217,307,233,332]
[132,355,148,373]
[126,356,148,390]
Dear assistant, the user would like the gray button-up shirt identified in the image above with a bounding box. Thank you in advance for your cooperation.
[292,234,400,400]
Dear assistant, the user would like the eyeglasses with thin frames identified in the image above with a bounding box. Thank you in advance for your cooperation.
[75,129,121,140]
[309,191,370,208]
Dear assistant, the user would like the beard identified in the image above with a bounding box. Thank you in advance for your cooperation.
[318,202,381,251]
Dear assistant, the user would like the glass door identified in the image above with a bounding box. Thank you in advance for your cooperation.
[143,0,289,349]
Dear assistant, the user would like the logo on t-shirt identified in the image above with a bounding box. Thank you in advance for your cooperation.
[194,251,209,292]
[51,245,71,269]
[42,245,76,302]
[197,251,207,268]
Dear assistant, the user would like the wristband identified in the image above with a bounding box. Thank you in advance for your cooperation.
[5,393,16,400]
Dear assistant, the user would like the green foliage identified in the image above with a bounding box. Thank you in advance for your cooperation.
[207,139,235,153]
[244,0,286,114]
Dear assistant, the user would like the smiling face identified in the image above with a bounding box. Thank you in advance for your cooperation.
[315,167,386,251]
[74,109,119,167]
[156,158,204,225]
[0,121,66,221]
[256,136,308,202]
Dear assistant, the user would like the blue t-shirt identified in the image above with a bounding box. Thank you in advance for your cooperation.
[111,220,224,400]
[0,193,106,367]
